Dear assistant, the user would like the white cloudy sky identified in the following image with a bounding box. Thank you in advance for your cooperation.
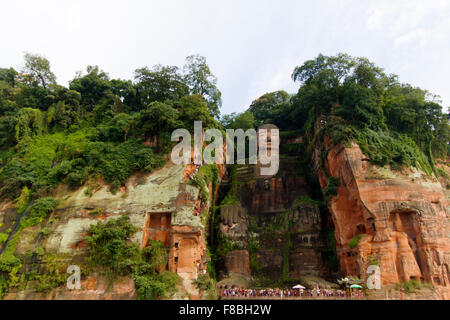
[1,0,449,114]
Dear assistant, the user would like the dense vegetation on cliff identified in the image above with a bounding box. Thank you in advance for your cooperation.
[227,53,449,175]
[1,52,447,204]
[1,52,448,298]
[0,53,222,298]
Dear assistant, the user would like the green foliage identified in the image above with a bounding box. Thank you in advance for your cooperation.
[335,82,385,129]
[40,227,51,238]
[282,219,292,280]
[0,275,8,298]
[31,253,67,292]
[368,256,379,266]
[286,53,447,175]
[85,215,179,299]
[323,177,339,201]
[138,101,181,145]
[214,231,242,271]
[248,90,291,127]
[189,176,209,202]
[88,208,103,216]
[293,196,324,206]
[324,229,339,271]
[353,127,433,174]
[0,196,56,296]
[99,139,164,191]
[134,64,189,107]
[198,164,220,186]
[192,274,218,300]
[1,53,223,201]
[220,110,255,130]
[248,235,262,276]
[135,271,180,300]
[14,108,46,143]
[321,121,435,175]
[0,67,17,87]
[2,51,449,297]
[0,130,165,198]
[189,164,219,203]
[349,234,363,249]
[14,186,30,213]
[395,279,434,294]
[183,55,222,119]
[21,197,59,228]
[22,53,56,89]
[220,193,240,206]
[69,65,111,109]
[192,273,213,291]
[177,94,219,131]
[0,233,8,244]
[0,53,226,298]
[437,167,449,179]
[85,214,139,273]
[0,232,22,273]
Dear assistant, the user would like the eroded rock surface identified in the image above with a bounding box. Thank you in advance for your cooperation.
[219,155,329,283]
[1,162,220,299]
[316,140,450,299]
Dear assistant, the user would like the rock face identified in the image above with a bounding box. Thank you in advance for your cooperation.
[2,132,449,300]
[5,276,137,300]
[219,204,249,247]
[1,162,221,299]
[315,139,450,298]
[219,155,329,282]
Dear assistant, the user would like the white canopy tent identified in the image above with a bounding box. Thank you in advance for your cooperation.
[292,285,306,289]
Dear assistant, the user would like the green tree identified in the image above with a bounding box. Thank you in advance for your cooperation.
[289,53,448,173]
[334,83,385,129]
[176,94,218,131]
[292,53,356,104]
[110,78,138,111]
[134,65,188,107]
[0,68,18,87]
[183,55,222,118]
[21,53,56,89]
[432,117,450,159]
[248,90,290,127]
[138,101,180,149]
[220,110,254,130]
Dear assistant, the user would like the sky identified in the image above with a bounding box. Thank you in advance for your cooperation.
[1,0,449,115]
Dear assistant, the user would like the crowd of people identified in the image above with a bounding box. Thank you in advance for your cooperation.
[220,287,366,299]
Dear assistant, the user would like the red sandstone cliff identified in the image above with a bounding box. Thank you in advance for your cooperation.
[315,138,450,299]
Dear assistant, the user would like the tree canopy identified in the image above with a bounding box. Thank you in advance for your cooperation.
[220,53,448,175]
[0,52,448,203]
[21,53,56,90]
[0,53,222,199]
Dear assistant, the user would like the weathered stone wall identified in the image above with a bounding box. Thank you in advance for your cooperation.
[1,161,219,299]
[219,156,328,282]
[315,139,450,299]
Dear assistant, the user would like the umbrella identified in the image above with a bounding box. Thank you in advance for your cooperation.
[350,284,362,289]
[293,285,305,289]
